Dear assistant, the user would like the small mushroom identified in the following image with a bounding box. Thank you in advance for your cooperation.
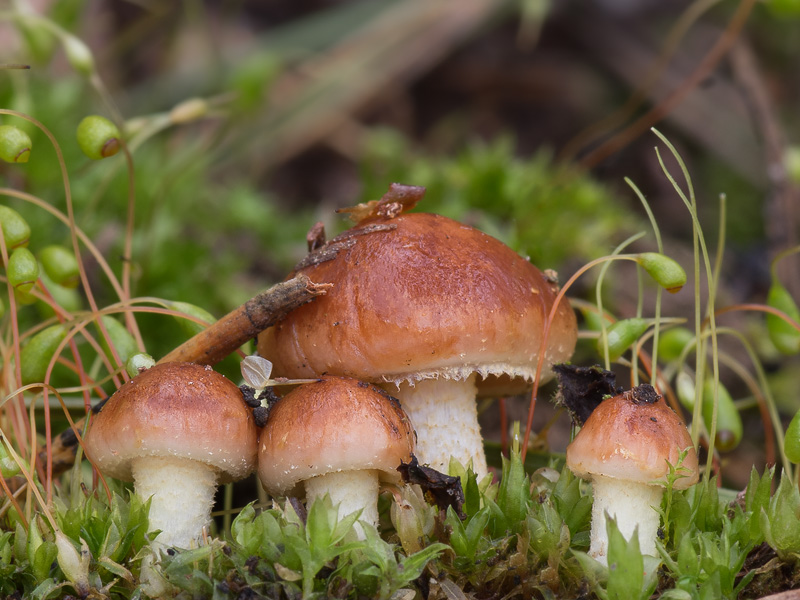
[259,205,577,478]
[565,384,699,564]
[84,362,259,549]
[257,376,415,538]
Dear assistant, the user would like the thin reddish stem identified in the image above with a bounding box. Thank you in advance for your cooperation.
[0,474,26,530]
[715,303,800,333]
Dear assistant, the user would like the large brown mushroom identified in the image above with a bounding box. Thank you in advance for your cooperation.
[258,189,577,478]
[257,376,415,537]
[565,384,699,564]
[84,362,259,549]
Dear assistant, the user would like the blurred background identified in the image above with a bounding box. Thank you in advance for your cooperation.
[1,0,799,488]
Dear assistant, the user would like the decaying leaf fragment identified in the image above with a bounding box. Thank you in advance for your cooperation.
[398,455,466,519]
[553,363,621,426]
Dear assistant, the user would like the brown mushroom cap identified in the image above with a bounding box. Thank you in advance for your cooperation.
[257,376,415,496]
[566,386,699,488]
[84,362,258,483]
[258,212,577,394]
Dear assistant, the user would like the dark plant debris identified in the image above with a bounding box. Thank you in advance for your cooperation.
[553,364,621,426]
[398,454,466,519]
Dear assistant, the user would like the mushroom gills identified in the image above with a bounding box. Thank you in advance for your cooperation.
[589,474,664,563]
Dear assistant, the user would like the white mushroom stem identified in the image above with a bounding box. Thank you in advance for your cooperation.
[589,474,664,564]
[393,374,487,479]
[132,456,219,549]
[304,470,380,539]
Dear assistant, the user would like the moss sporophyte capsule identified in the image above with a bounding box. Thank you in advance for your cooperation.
[766,280,800,354]
[0,125,32,163]
[636,252,687,293]
[39,245,80,289]
[598,318,650,361]
[76,116,121,160]
[20,324,67,385]
[8,247,39,294]
[0,205,32,249]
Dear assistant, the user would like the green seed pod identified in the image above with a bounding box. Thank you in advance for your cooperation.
[77,116,121,160]
[125,353,155,379]
[8,247,39,294]
[16,18,56,63]
[702,378,743,452]
[636,252,687,293]
[39,245,80,289]
[785,410,800,464]
[62,33,95,76]
[0,125,32,163]
[95,315,138,366]
[597,317,650,361]
[676,371,696,411]
[658,327,695,362]
[766,281,800,355]
[0,205,31,249]
[165,300,216,338]
[20,324,67,385]
[0,296,5,320]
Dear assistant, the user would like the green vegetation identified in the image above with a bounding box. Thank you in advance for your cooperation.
[2,1,800,598]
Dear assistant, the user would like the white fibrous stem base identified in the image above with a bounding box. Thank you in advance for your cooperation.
[132,456,219,550]
[589,474,664,564]
[394,374,487,479]
[304,470,379,539]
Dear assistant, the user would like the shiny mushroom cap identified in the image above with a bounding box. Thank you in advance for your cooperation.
[257,376,415,497]
[258,211,577,395]
[566,384,699,488]
[84,362,259,484]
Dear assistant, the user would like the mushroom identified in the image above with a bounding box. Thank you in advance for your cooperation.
[257,376,415,537]
[258,196,577,478]
[565,384,699,564]
[83,362,259,549]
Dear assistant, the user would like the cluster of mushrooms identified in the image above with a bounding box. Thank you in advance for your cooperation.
[82,184,698,590]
